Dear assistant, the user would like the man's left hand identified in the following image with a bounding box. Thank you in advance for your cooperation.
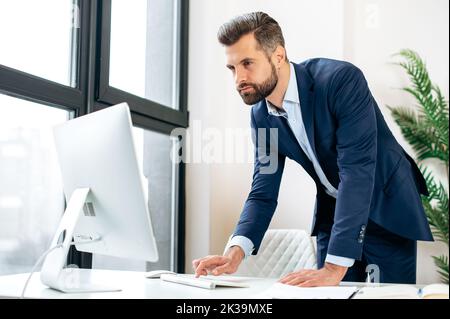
[278,262,348,287]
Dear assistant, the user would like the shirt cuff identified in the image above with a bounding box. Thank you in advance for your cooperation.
[224,235,254,259]
[325,254,355,267]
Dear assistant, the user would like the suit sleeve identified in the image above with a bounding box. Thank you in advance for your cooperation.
[327,65,377,260]
[233,108,286,254]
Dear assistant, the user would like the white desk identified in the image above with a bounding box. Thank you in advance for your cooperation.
[0,269,278,299]
[0,269,416,299]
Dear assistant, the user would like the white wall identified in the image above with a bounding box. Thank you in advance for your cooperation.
[186,0,448,284]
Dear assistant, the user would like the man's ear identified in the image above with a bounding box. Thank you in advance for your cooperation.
[274,46,286,66]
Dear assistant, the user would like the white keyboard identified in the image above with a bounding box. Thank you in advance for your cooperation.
[160,274,250,290]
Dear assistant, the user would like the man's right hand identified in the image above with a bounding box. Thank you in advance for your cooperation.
[192,246,245,278]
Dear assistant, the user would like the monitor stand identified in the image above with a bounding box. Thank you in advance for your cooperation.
[40,188,121,293]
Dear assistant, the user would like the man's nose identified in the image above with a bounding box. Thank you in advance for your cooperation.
[235,69,247,87]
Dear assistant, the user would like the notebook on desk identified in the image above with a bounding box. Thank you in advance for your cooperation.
[353,283,449,299]
[160,274,250,290]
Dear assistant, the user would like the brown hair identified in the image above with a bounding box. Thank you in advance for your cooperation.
[217,12,288,61]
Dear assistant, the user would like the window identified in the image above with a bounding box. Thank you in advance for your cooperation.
[0,94,71,275]
[96,0,189,128]
[110,0,180,109]
[0,0,188,274]
[0,0,78,87]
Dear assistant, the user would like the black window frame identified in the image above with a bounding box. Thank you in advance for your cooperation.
[0,0,188,273]
[95,0,189,130]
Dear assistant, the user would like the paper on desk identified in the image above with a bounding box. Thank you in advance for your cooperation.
[256,283,358,299]
[352,285,420,299]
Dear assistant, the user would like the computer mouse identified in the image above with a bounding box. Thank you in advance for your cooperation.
[145,270,177,278]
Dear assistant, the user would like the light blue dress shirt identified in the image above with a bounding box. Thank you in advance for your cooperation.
[227,63,355,268]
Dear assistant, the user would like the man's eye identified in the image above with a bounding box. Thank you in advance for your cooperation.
[243,61,252,66]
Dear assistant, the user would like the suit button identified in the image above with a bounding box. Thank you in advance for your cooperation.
[361,225,366,231]
[358,238,363,244]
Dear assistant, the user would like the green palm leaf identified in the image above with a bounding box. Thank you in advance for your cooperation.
[389,49,449,283]
[432,256,449,284]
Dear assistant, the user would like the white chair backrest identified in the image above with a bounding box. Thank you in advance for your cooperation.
[233,229,317,278]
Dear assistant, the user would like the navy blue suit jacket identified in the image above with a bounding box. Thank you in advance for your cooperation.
[234,58,433,260]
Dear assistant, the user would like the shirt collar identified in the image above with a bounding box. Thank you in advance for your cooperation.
[284,62,299,104]
[266,62,299,115]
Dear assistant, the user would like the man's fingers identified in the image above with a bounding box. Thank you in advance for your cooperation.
[192,256,212,270]
[194,256,229,277]
[192,258,217,271]
[279,272,299,283]
[284,273,313,286]
[279,266,345,287]
[197,256,228,269]
[211,263,234,276]
[192,259,200,269]
[280,270,318,285]
[279,275,292,284]
[195,269,208,277]
[297,279,320,287]
[279,270,314,284]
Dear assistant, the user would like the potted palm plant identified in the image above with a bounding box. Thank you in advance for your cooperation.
[388,49,449,283]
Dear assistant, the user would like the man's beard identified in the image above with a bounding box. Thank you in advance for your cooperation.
[237,61,278,105]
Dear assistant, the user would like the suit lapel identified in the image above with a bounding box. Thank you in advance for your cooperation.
[293,63,318,159]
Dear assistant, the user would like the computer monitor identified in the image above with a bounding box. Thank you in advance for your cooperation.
[39,103,158,293]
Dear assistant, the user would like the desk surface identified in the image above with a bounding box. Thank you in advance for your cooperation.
[0,269,416,299]
[0,269,275,299]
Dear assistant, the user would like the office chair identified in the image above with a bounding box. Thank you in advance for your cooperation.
[231,229,317,278]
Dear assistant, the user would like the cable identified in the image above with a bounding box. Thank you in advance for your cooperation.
[20,244,63,299]
[20,237,101,299]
